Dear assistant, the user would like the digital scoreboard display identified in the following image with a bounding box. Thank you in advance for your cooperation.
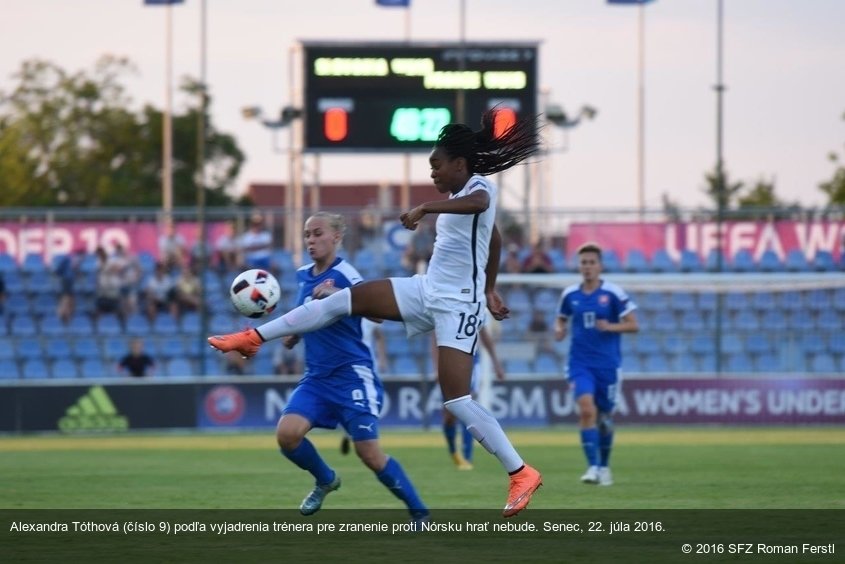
[302,41,538,152]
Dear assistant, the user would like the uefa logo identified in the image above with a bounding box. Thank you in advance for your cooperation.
[204,385,246,425]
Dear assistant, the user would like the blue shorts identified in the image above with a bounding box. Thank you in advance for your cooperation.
[567,364,621,414]
[283,363,383,442]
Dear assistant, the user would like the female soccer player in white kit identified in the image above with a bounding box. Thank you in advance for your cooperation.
[210,108,543,517]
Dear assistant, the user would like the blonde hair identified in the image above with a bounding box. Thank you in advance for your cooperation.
[306,212,346,243]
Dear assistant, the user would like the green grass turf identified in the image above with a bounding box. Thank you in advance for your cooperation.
[2,428,843,564]
[2,427,844,510]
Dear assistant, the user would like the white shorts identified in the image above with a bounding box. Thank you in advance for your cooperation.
[390,275,485,355]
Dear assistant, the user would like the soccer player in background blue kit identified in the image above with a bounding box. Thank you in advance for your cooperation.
[275,212,428,520]
[555,243,639,486]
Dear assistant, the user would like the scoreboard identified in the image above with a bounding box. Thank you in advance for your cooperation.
[302,41,538,152]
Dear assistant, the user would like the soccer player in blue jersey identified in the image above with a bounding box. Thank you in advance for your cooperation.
[273,212,428,521]
[210,109,544,517]
[555,243,639,486]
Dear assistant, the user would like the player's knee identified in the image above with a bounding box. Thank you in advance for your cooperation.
[598,412,614,435]
[275,426,303,450]
[576,397,598,424]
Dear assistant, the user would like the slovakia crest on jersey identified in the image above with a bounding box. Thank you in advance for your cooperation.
[599,294,610,306]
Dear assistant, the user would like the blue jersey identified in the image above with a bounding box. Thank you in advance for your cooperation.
[558,280,637,369]
[295,257,372,375]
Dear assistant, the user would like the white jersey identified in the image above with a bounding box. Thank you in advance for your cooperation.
[424,175,495,303]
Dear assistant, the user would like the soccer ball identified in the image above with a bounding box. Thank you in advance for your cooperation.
[229,269,281,318]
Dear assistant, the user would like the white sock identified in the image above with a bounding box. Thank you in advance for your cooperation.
[443,395,524,473]
[257,288,352,341]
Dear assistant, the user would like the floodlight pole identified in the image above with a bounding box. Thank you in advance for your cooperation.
[714,0,726,375]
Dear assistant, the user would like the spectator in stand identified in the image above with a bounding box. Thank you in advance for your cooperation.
[273,340,304,376]
[110,244,142,317]
[502,243,523,274]
[55,247,84,323]
[521,240,554,274]
[239,213,273,271]
[94,247,126,322]
[214,219,239,273]
[143,262,178,322]
[158,223,187,272]
[173,265,202,316]
[118,338,156,377]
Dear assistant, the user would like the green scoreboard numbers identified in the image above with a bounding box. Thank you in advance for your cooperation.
[302,41,538,152]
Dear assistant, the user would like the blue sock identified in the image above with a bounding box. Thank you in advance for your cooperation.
[580,428,600,467]
[376,457,428,516]
[461,423,474,462]
[443,422,457,454]
[600,430,614,467]
[280,439,334,485]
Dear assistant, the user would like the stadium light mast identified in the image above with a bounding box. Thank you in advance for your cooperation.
[714,0,727,375]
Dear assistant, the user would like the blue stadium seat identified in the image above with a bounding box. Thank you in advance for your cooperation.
[534,354,560,373]
[126,315,152,336]
[746,334,773,356]
[733,313,760,331]
[650,250,677,273]
[21,253,48,276]
[690,335,715,356]
[776,291,804,313]
[725,353,753,373]
[759,310,787,331]
[724,292,747,313]
[697,292,717,312]
[750,291,775,312]
[704,249,728,272]
[548,248,566,272]
[0,340,15,360]
[636,334,661,355]
[787,311,815,331]
[812,250,836,272]
[661,334,685,356]
[0,359,21,378]
[14,337,44,359]
[806,289,831,312]
[669,292,696,312]
[137,252,156,274]
[758,250,783,272]
[784,250,810,272]
[679,250,703,272]
[624,249,650,273]
[798,333,825,356]
[643,353,670,372]
[674,354,699,373]
[720,333,743,355]
[506,288,532,314]
[602,249,621,272]
[158,338,188,359]
[392,356,420,376]
[153,315,180,335]
[252,355,274,375]
[52,359,80,378]
[504,359,533,374]
[731,249,755,272]
[755,355,782,372]
[10,316,38,337]
[165,358,194,377]
[828,333,845,356]
[22,359,50,379]
[45,338,73,361]
[78,254,99,274]
[810,354,837,373]
[0,253,17,274]
[652,311,676,332]
[67,315,94,335]
[95,315,123,336]
[619,354,639,372]
[180,312,201,332]
[834,288,845,313]
[103,336,130,361]
[72,339,102,361]
[532,289,559,311]
[81,359,110,378]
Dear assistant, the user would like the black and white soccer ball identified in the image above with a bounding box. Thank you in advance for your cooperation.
[229,269,281,318]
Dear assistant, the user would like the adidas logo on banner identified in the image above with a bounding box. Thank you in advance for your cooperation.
[58,386,129,433]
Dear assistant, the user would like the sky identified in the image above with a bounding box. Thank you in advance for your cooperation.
[1,0,844,212]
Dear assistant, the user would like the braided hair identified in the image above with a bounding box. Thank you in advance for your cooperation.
[434,107,542,176]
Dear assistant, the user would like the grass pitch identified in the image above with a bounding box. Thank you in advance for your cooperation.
[2,426,844,510]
